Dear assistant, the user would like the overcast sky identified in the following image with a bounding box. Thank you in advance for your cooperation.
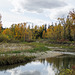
[0,0,75,28]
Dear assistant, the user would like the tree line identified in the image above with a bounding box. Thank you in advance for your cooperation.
[0,10,75,42]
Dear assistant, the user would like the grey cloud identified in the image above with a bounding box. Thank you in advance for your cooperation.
[12,0,67,13]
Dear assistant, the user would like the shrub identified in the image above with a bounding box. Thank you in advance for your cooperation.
[8,38,20,43]
[0,34,10,42]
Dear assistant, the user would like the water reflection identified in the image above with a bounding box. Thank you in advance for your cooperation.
[0,54,75,75]
[46,54,75,75]
[7,69,41,75]
[6,61,55,75]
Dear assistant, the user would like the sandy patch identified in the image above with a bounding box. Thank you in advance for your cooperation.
[21,51,63,60]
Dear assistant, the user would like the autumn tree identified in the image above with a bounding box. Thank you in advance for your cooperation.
[46,25,54,39]
[69,10,75,41]
[44,24,47,32]
[58,16,72,41]
[69,9,75,22]
[42,30,46,39]
[32,25,38,39]
[2,28,12,38]
[53,23,63,40]
[39,25,44,38]
[58,18,66,40]
[65,15,72,41]
[10,23,32,41]
[10,24,15,38]
[1,10,75,42]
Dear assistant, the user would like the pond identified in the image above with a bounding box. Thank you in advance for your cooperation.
[0,54,75,75]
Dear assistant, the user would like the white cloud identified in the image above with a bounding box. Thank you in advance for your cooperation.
[0,0,75,28]
[27,61,42,65]
[9,0,74,23]
[45,5,75,22]
[47,66,55,75]
[1,11,50,28]
[7,69,41,75]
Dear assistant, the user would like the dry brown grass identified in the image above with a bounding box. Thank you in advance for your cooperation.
[0,43,32,53]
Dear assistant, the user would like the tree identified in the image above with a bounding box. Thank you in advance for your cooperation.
[58,18,66,40]
[69,9,75,21]
[2,28,12,38]
[69,10,75,41]
[42,30,46,39]
[65,15,72,41]
[44,24,47,32]
[46,25,54,39]
[71,25,75,41]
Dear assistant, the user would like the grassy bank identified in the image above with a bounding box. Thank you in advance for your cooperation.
[0,42,50,66]
[0,55,34,66]
[45,43,75,49]
[0,40,74,66]
[36,39,75,49]
[0,41,75,54]
[0,42,50,54]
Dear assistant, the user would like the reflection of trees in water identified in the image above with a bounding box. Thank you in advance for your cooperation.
[0,55,74,75]
[0,61,29,71]
[40,55,75,75]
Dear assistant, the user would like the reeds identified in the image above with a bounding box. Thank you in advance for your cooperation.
[0,55,34,66]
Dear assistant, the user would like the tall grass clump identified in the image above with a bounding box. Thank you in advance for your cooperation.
[0,55,34,66]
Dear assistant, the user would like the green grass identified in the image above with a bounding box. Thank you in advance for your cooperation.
[59,69,75,75]
[45,43,75,49]
[21,42,50,52]
[27,46,50,53]
[36,39,75,49]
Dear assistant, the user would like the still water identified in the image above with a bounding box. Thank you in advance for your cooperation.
[0,54,75,75]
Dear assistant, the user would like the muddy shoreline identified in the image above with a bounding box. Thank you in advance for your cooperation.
[19,51,63,60]
[0,51,63,67]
